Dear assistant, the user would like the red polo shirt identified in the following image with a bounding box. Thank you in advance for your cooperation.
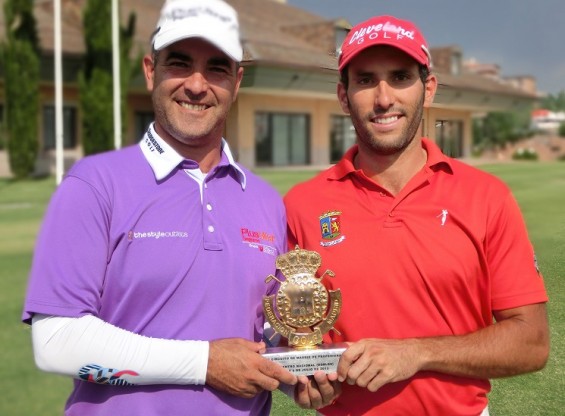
[285,139,547,416]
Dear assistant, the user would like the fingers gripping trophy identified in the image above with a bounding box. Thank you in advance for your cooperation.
[262,246,346,376]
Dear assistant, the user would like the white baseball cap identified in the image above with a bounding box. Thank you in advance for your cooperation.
[152,0,243,62]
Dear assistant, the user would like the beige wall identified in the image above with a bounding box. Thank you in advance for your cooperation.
[0,84,475,177]
[232,92,343,169]
[230,92,474,169]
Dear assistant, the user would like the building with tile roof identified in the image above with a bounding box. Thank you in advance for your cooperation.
[0,0,539,176]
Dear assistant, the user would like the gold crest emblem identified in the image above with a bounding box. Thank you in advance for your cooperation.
[263,246,341,349]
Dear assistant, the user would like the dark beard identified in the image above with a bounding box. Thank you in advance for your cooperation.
[349,93,425,156]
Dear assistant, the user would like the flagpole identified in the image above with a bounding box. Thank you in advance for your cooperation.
[54,0,64,184]
[112,0,122,149]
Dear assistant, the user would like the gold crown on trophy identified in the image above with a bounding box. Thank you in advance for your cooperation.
[276,246,322,277]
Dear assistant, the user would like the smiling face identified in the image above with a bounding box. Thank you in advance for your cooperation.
[143,38,243,158]
[337,45,437,157]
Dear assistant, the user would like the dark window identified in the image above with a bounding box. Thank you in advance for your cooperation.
[43,105,77,150]
[255,112,310,166]
[436,120,463,158]
[135,111,154,141]
[330,115,355,163]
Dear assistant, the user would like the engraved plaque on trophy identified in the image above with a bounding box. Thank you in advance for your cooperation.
[262,246,346,376]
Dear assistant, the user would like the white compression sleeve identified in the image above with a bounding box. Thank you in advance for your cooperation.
[31,314,209,386]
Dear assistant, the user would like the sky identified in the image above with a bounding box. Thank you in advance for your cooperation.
[287,0,565,96]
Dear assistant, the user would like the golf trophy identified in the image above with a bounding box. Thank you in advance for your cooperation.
[262,246,346,376]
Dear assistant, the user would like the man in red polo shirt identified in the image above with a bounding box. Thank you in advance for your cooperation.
[285,15,549,416]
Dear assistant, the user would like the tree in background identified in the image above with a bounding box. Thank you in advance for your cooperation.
[79,0,137,156]
[0,0,40,179]
[472,110,532,154]
[541,91,565,138]
[473,90,565,154]
[541,90,565,112]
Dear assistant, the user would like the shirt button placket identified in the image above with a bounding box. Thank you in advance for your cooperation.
[202,182,222,249]
[204,199,216,234]
[205,202,214,232]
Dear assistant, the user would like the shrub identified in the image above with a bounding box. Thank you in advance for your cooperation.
[0,122,5,150]
[512,147,538,161]
[2,0,40,178]
[79,69,114,155]
[559,122,565,138]
[3,40,40,178]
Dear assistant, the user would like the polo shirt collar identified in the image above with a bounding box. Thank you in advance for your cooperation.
[139,123,247,188]
[329,137,453,181]
[421,138,454,174]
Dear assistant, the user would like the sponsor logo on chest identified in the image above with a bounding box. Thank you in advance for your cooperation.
[241,227,277,255]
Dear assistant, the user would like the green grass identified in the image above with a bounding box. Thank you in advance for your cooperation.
[0,177,72,416]
[1,162,563,415]
[479,163,565,416]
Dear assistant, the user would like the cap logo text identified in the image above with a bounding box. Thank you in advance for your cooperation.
[165,6,234,26]
[349,21,415,45]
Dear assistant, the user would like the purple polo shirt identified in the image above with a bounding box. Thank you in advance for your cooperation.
[22,124,286,415]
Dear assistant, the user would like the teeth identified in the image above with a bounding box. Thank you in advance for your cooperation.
[180,102,206,111]
[375,116,398,124]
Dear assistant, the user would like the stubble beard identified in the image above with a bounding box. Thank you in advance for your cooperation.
[350,93,425,156]
[153,97,222,148]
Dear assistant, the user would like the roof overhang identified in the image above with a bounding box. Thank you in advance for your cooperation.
[240,64,337,97]
[239,64,538,112]
[434,84,538,112]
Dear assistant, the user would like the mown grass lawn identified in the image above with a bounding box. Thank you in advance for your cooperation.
[1,162,562,415]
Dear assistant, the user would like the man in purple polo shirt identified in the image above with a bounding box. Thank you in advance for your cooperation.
[21,0,338,414]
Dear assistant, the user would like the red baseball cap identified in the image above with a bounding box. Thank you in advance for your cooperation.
[338,15,432,71]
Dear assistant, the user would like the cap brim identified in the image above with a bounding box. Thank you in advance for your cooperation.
[339,40,429,71]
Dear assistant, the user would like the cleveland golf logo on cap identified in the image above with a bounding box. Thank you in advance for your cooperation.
[338,15,431,71]
[348,21,416,45]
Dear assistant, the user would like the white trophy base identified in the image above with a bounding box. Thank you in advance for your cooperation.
[262,343,347,376]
